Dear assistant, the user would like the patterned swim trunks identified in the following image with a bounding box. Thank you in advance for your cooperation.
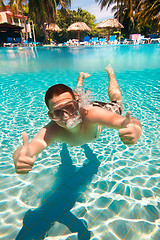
[89,100,122,115]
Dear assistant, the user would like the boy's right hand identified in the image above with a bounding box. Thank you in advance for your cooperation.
[13,132,36,174]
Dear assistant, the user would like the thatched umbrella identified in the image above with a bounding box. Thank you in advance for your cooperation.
[45,23,62,32]
[67,22,91,41]
[96,19,124,40]
[44,23,62,44]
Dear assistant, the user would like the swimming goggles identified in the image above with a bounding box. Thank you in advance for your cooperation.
[48,100,79,121]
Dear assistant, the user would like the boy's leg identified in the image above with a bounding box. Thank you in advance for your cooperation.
[76,72,91,87]
[105,64,123,109]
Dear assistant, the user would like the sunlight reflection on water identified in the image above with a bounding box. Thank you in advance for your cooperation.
[0,44,160,239]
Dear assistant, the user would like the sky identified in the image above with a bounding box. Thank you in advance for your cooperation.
[71,0,114,22]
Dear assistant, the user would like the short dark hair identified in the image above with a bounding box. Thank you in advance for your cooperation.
[45,84,75,108]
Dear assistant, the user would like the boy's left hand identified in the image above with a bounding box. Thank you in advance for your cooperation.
[119,112,142,145]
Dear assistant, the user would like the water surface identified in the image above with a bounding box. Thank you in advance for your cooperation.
[0,44,160,239]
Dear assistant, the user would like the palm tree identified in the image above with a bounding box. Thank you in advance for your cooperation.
[0,0,5,9]
[29,0,71,24]
[136,0,160,32]
[96,0,135,36]
[121,0,134,35]
[29,0,56,24]
[28,0,71,42]
[95,0,112,10]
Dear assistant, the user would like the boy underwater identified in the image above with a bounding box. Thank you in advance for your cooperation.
[13,65,142,174]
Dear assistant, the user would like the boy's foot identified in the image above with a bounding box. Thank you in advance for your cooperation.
[77,72,91,87]
[105,64,114,74]
[79,72,91,80]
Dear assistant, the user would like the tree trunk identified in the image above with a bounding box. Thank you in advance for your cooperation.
[20,5,28,40]
[43,23,49,44]
[108,28,111,41]
[32,20,36,43]
[78,31,80,41]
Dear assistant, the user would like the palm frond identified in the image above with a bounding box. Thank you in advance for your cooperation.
[0,0,5,9]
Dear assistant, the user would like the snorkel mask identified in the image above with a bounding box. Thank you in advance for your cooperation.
[49,100,82,129]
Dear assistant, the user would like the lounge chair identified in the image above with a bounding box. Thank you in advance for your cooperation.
[22,38,32,46]
[109,35,118,44]
[80,36,90,45]
[33,42,42,46]
[149,34,158,39]
[98,38,107,45]
[7,37,13,43]
[90,37,98,44]
[83,36,90,42]
[23,40,28,46]
[4,37,21,47]
[67,39,79,46]
[140,36,150,44]
[149,34,160,44]
[3,37,14,47]
[16,38,21,43]
[121,38,134,44]
[28,37,34,46]
[80,36,91,45]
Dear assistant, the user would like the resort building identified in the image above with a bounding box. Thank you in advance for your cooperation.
[0,5,34,46]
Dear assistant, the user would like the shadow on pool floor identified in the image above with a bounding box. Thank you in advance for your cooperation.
[16,143,100,240]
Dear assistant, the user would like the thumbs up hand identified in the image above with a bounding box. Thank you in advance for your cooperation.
[13,132,36,174]
[122,111,133,127]
[119,111,142,145]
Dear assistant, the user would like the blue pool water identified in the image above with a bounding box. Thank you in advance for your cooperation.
[0,44,160,240]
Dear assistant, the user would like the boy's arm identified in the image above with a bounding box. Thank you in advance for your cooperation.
[13,122,57,174]
[87,107,142,145]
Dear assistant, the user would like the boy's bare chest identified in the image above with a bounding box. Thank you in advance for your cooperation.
[58,124,98,146]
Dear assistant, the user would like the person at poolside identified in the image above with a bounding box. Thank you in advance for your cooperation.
[13,65,142,174]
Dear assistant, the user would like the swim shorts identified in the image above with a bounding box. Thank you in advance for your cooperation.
[89,100,122,115]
